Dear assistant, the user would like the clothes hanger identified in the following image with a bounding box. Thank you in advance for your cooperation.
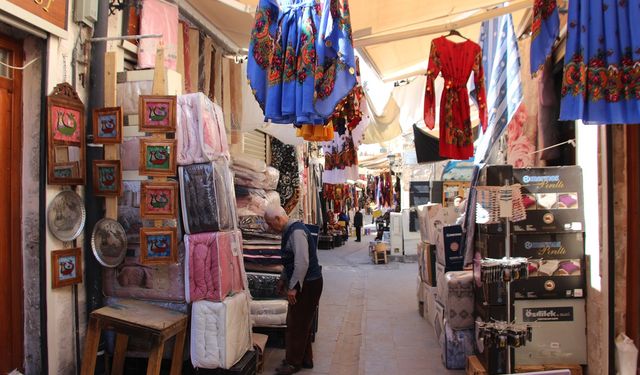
[444,29,469,41]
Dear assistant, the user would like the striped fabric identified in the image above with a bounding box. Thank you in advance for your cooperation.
[474,14,524,164]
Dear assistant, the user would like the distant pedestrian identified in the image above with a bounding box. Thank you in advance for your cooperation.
[353,208,363,242]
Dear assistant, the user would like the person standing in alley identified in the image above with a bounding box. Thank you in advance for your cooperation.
[264,205,323,375]
[353,207,363,242]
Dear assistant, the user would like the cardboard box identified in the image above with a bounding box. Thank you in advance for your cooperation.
[513,167,584,233]
[515,365,546,373]
[410,181,431,206]
[514,299,587,365]
[543,364,583,375]
[512,270,585,300]
[416,203,457,244]
[419,242,437,286]
[436,224,464,271]
[466,355,488,375]
[477,232,585,260]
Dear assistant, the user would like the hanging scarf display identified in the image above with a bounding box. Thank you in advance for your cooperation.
[271,138,300,214]
[530,0,559,75]
[560,0,640,124]
[321,120,359,184]
[247,0,357,125]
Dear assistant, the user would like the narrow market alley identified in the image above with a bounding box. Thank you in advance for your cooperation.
[262,233,459,375]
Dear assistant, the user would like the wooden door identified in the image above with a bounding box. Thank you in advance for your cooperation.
[0,34,23,373]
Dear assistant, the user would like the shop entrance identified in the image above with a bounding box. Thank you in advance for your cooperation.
[0,34,24,372]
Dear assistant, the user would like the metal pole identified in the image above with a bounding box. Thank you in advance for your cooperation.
[505,178,512,374]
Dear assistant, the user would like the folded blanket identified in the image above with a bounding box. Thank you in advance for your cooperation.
[190,292,252,369]
[185,231,246,302]
[176,93,229,165]
[231,153,267,173]
[244,263,284,274]
[179,162,237,234]
[252,313,287,327]
[247,272,282,299]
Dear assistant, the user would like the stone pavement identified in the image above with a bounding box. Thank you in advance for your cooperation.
[261,234,462,374]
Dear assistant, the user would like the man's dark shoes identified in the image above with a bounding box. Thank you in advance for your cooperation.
[276,363,300,374]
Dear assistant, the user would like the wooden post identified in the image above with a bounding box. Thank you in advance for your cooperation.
[104,51,119,219]
[151,48,167,228]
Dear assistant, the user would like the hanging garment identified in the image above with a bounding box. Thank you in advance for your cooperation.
[321,127,358,184]
[271,138,300,214]
[424,36,488,160]
[560,0,640,124]
[361,94,402,145]
[530,0,559,75]
[247,0,357,125]
[296,124,334,141]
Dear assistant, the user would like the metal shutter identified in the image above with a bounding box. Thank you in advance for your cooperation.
[244,130,267,162]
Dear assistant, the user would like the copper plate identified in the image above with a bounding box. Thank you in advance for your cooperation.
[91,218,128,268]
[47,190,86,242]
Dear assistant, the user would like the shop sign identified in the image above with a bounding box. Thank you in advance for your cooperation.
[522,307,574,322]
[5,0,68,31]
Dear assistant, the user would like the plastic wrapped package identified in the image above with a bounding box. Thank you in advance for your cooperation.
[263,167,280,191]
[177,93,229,165]
[185,230,246,302]
[103,243,186,302]
[265,191,281,207]
[438,271,474,330]
[247,272,282,300]
[235,189,269,216]
[231,153,267,173]
[138,0,179,70]
[104,296,189,359]
[118,80,153,117]
[441,321,475,370]
[179,162,236,234]
[233,165,267,182]
[120,138,141,171]
[251,299,288,327]
[190,292,252,369]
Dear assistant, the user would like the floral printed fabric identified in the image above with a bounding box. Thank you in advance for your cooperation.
[530,0,559,76]
[271,138,300,214]
[247,0,357,125]
[560,0,640,124]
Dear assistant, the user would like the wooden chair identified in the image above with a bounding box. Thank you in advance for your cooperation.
[373,243,388,264]
[81,299,188,375]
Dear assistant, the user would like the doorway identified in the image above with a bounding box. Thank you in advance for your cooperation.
[0,34,24,372]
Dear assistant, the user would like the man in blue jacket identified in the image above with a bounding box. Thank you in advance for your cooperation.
[265,205,323,375]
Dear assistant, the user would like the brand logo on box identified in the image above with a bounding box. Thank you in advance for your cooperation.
[523,307,574,322]
[524,241,567,256]
[522,175,565,189]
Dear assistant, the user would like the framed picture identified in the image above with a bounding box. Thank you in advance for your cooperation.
[140,226,178,265]
[138,95,177,133]
[139,138,177,176]
[51,248,83,288]
[47,82,85,185]
[93,107,123,144]
[93,160,122,197]
[140,180,178,219]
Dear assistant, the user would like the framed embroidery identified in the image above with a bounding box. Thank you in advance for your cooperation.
[140,180,178,219]
[140,226,178,265]
[139,138,177,176]
[51,248,83,289]
[92,160,122,197]
[47,83,85,185]
[92,107,123,144]
[138,95,177,133]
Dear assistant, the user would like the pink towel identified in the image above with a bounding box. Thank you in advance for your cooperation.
[138,0,178,70]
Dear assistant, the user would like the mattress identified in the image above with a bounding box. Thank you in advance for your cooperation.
[185,231,246,302]
[179,161,237,234]
[250,299,288,327]
[438,271,474,330]
[176,93,229,165]
[441,321,475,370]
[190,292,253,369]
[104,296,189,359]
[103,243,186,302]
[247,272,282,300]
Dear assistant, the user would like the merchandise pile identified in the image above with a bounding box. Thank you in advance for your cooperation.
[231,153,289,328]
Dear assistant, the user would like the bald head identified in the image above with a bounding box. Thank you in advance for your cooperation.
[264,205,289,232]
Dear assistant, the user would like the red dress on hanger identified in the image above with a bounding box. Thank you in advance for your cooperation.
[424,36,488,159]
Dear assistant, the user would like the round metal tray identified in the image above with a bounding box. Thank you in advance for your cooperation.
[91,218,128,268]
[47,190,86,242]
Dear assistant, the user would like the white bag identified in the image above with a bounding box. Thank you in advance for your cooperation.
[616,333,638,375]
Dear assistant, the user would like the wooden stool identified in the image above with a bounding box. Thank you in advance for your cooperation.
[373,243,388,264]
[81,299,188,375]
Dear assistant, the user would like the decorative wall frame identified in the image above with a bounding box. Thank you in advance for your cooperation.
[140,226,178,265]
[47,82,85,185]
[92,107,123,144]
[93,160,122,197]
[138,95,177,133]
[140,180,178,219]
[139,138,177,176]
[51,248,83,288]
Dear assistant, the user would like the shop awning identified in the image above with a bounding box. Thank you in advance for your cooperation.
[185,0,531,81]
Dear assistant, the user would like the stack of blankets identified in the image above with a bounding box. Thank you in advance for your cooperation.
[232,153,289,327]
[176,93,253,370]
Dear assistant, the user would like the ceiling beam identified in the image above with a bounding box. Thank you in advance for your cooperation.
[354,0,532,48]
